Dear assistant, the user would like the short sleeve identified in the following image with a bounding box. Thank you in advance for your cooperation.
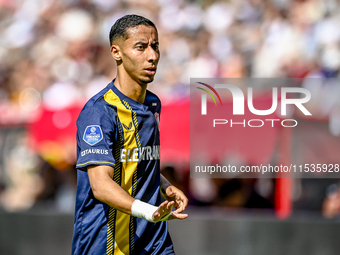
[75,106,116,170]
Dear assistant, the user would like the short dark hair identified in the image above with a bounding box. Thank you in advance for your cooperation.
[109,14,157,46]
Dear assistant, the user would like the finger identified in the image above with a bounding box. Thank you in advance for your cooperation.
[182,196,189,209]
[154,205,166,221]
[154,201,169,221]
[160,201,173,216]
[167,201,175,210]
[166,188,177,200]
[164,202,173,216]
[167,191,175,197]
[176,195,188,212]
[168,212,188,220]
[159,201,168,208]
[152,211,160,222]
[173,199,185,213]
[173,201,183,213]
[173,207,183,214]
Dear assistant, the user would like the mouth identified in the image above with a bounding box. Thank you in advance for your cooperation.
[144,67,156,75]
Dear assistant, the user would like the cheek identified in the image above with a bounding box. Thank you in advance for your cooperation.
[125,52,143,67]
[122,54,144,75]
[123,54,137,69]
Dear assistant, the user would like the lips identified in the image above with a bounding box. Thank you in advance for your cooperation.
[144,67,156,75]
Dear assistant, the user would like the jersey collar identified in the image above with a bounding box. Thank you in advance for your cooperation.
[110,79,149,112]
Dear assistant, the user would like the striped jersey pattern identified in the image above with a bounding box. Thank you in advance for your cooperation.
[72,80,174,255]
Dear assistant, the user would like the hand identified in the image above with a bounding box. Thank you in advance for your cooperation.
[152,200,175,222]
[163,186,188,220]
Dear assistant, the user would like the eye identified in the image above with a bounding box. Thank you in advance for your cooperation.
[136,45,144,50]
[152,44,159,51]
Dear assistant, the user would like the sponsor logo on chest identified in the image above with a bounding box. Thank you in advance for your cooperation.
[120,145,160,163]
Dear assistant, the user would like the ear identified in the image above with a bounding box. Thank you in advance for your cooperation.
[110,44,122,61]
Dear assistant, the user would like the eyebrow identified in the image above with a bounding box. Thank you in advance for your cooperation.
[134,41,148,46]
[134,41,159,46]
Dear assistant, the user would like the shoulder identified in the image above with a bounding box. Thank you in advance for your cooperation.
[77,105,108,120]
[83,82,112,109]
[76,106,115,134]
[77,90,117,126]
[145,90,161,113]
[145,89,161,103]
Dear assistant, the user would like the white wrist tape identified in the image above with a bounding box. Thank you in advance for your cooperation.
[131,200,158,222]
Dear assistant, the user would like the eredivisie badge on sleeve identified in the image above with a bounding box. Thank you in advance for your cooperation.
[83,125,103,145]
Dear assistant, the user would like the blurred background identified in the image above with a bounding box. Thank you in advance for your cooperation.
[1,0,340,254]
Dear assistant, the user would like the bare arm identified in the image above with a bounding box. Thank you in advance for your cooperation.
[88,165,175,221]
[88,165,135,214]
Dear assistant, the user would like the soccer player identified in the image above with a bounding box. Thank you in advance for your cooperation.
[71,14,188,255]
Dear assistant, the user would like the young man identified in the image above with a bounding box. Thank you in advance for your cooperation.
[72,15,188,255]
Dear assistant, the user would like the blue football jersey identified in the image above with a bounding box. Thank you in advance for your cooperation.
[72,80,174,255]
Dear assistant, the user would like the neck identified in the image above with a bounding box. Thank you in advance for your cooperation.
[114,72,147,103]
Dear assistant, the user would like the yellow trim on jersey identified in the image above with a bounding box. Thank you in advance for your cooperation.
[104,89,139,255]
[107,114,124,255]
[76,161,115,167]
[106,207,116,254]
[122,100,140,253]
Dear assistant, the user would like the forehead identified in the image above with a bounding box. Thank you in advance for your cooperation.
[125,25,158,43]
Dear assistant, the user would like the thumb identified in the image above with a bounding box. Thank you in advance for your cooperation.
[166,187,175,197]
[167,191,175,197]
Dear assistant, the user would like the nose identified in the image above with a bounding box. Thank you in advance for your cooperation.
[146,46,159,63]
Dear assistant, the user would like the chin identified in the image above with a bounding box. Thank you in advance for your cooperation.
[139,77,154,84]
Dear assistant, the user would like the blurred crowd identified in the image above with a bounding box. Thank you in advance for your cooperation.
[1,0,340,109]
[1,0,340,215]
